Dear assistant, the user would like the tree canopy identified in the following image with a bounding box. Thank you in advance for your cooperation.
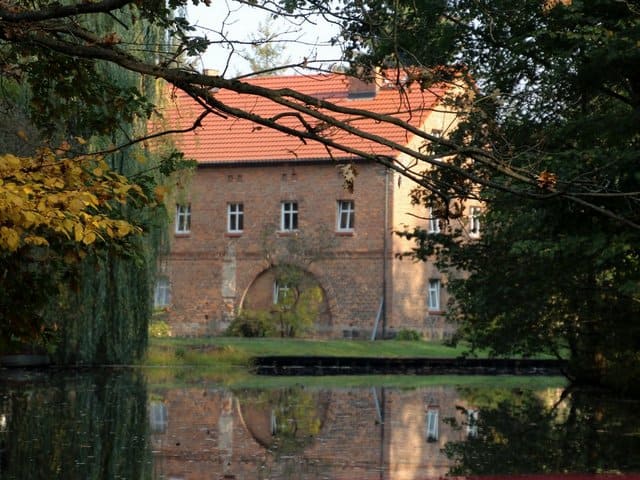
[1,0,639,381]
[1,0,637,225]
[390,0,640,391]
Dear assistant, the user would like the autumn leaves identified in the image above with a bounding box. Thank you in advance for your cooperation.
[0,150,145,253]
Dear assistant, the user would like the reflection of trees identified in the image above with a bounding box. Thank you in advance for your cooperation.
[0,371,150,479]
[444,388,640,475]
[236,387,329,456]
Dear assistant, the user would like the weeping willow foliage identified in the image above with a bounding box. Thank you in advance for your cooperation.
[0,370,151,479]
[42,10,171,364]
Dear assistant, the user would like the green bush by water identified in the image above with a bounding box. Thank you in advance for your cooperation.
[395,329,422,341]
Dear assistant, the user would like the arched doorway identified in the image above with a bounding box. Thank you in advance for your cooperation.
[242,265,332,337]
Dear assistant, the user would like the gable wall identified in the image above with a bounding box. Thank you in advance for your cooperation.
[387,106,461,339]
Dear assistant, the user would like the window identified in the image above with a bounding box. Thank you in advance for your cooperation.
[227,203,244,233]
[273,281,291,305]
[149,401,168,433]
[469,206,481,237]
[427,207,440,234]
[428,279,440,311]
[426,408,439,442]
[281,201,298,231]
[175,204,191,234]
[337,200,355,231]
[466,409,479,438]
[154,277,170,307]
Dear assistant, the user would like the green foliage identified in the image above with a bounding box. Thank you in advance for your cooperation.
[272,284,323,338]
[445,387,640,475]
[226,284,322,338]
[149,318,172,338]
[226,309,277,337]
[395,329,422,341]
[391,1,640,392]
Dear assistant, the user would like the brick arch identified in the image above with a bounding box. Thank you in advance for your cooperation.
[236,260,272,310]
[305,263,339,326]
[238,262,334,334]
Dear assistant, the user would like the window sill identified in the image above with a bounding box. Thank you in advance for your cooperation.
[174,232,191,238]
[335,230,354,236]
[225,232,243,238]
[427,310,444,315]
[277,230,299,237]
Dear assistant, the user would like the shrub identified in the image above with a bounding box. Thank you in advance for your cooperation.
[148,320,172,338]
[396,329,422,341]
[226,310,277,337]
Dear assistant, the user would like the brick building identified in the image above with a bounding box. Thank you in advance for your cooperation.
[156,72,478,338]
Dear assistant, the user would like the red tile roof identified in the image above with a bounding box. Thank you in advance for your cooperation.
[159,73,446,164]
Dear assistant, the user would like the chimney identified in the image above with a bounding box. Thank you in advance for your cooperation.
[347,68,381,99]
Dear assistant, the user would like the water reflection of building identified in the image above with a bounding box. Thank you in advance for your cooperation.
[149,386,475,480]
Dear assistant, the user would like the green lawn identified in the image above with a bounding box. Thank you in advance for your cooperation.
[144,336,471,368]
[141,337,565,390]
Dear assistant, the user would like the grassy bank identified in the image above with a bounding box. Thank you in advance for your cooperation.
[141,337,565,390]
[143,336,470,368]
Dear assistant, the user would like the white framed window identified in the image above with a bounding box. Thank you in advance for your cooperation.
[280,201,298,231]
[154,277,170,307]
[149,401,168,433]
[337,200,355,231]
[428,279,440,311]
[426,408,439,442]
[175,204,191,234]
[227,203,244,233]
[273,281,291,305]
[427,206,440,234]
[466,409,479,438]
[469,206,481,238]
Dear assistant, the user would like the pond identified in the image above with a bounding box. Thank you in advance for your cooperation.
[1,369,639,479]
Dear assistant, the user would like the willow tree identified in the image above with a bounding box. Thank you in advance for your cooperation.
[0,6,179,363]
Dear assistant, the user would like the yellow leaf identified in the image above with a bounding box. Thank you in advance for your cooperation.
[24,236,49,246]
[93,167,104,177]
[82,231,97,245]
[63,219,75,234]
[1,154,21,171]
[68,198,85,214]
[74,224,84,242]
[1,227,20,252]
[116,222,132,237]
[22,211,37,227]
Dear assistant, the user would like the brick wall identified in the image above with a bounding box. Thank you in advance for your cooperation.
[163,161,390,337]
[162,138,479,337]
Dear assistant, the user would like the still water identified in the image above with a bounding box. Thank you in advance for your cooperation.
[1,369,639,479]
